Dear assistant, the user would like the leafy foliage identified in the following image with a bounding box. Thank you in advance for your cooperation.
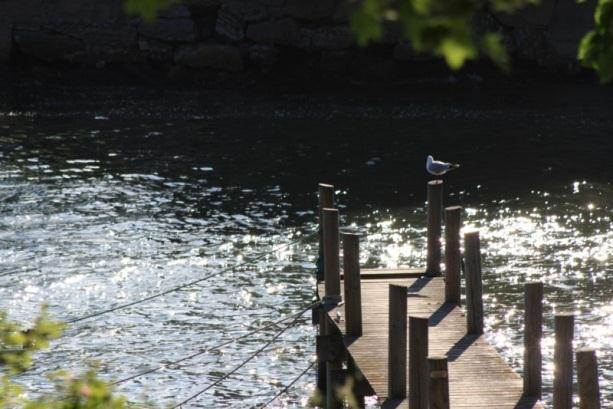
[0,306,64,374]
[124,0,178,21]
[0,309,130,409]
[350,0,537,70]
[579,0,613,82]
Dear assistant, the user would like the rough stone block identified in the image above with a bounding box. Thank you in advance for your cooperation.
[175,43,244,71]
[186,0,221,9]
[215,5,244,41]
[158,4,191,19]
[222,0,268,22]
[0,22,11,63]
[320,49,352,73]
[284,0,338,20]
[2,0,43,24]
[13,29,85,62]
[246,18,298,45]
[248,44,279,69]
[140,18,197,42]
[41,0,126,26]
[138,38,174,61]
[298,26,354,49]
[195,14,216,39]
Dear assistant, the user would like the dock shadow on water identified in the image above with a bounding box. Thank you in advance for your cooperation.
[0,87,612,408]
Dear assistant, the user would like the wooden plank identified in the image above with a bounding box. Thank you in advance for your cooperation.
[317,276,544,409]
[344,268,424,280]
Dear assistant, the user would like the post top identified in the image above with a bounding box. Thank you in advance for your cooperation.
[576,347,596,354]
[555,311,575,318]
[525,281,544,287]
[427,355,448,361]
[445,205,463,211]
[464,230,480,238]
[341,231,361,238]
[322,207,338,213]
[428,179,443,186]
[409,314,429,321]
[318,183,334,189]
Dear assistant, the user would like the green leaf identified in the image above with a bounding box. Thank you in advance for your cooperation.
[439,37,477,69]
[578,0,613,82]
[483,32,510,72]
[350,0,385,46]
[123,0,178,21]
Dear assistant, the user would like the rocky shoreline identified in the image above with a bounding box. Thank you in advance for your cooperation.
[0,0,599,81]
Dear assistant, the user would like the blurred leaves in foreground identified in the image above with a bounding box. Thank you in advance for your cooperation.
[0,308,129,409]
[123,0,613,82]
[350,0,535,71]
[579,0,613,82]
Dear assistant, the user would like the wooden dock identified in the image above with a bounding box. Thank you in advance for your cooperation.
[317,270,543,408]
[314,181,603,409]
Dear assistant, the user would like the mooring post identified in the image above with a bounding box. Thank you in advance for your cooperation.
[316,306,328,396]
[342,232,362,337]
[409,315,429,409]
[444,206,462,305]
[576,347,601,409]
[326,330,344,409]
[318,183,335,281]
[388,284,407,399]
[322,208,341,304]
[428,355,450,409]
[426,180,443,276]
[464,231,484,335]
[523,281,544,398]
[553,312,574,409]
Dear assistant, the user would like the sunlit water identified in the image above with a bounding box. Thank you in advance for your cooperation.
[0,115,611,408]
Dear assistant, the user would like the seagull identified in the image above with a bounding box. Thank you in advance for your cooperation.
[426,155,460,176]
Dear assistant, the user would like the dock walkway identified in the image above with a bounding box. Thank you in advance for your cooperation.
[317,269,543,408]
[313,181,552,408]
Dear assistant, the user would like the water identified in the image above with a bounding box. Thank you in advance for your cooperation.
[0,101,611,408]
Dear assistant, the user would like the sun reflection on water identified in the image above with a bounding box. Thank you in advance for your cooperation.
[351,181,611,407]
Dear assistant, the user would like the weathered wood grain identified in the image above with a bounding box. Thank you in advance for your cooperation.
[318,275,544,408]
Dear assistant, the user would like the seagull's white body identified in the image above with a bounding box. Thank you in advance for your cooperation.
[426,155,460,175]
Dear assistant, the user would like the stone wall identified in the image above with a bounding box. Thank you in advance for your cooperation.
[0,0,598,78]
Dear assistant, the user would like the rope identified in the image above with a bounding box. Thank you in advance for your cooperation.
[111,300,321,386]
[65,230,317,324]
[169,301,316,408]
[256,360,316,408]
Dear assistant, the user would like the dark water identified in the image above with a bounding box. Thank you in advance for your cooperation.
[0,98,611,408]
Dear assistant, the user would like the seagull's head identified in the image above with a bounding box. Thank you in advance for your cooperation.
[427,155,433,164]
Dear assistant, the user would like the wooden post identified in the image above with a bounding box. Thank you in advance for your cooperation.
[523,282,543,398]
[342,232,362,337]
[388,284,407,399]
[576,348,601,409]
[464,231,484,335]
[553,313,574,409]
[409,315,429,409]
[327,358,343,409]
[322,208,341,304]
[428,356,450,409]
[444,206,462,305]
[318,183,334,281]
[426,180,443,276]
[316,306,327,395]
